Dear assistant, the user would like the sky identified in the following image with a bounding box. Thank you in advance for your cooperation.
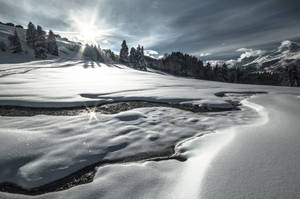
[0,0,300,60]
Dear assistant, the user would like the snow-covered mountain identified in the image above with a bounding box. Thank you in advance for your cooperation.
[238,40,300,72]
[204,40,300,86]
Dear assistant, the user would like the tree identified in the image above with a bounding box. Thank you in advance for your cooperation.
[141,46,144,56]
[8,29,22,53]
[128,45,147,70]
[102,49,117,63]
[0,41,6,52]
[136,45,147,70]
[119,40,129,64]
[95,45,104,62]
[83,44,95,60]
[222,63,229,82]
[47,30,58,56]
[34,25,47,59]
[16,25,23,29]
[129,47,137,65]
[26,22,36,47]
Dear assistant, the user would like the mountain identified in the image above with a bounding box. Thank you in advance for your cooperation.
[233,40,300,86]
[241,40,300,71]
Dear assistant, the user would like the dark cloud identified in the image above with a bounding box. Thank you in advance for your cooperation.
[0,0,300,59]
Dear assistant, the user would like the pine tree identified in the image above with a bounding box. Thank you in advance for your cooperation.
[47,30,58,56]
[141,46,144,56]
[119,40,129,64]
[34,25,47,59]
[222,63,229,82]
[102,49,117,63]
[83,44,96,60]
[129,47,137,66]
[214,64,223,81]
[95,45,104,62]
[136,45,147,70]
[8,29,22,53]
[26,22,36,47]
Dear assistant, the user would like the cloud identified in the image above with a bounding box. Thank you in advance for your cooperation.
[236,48,265,62]
[102,40,109,44]
[0,0,299,59]
[144,50,159,58]
[144,50,159,55]
[199,52,212,57]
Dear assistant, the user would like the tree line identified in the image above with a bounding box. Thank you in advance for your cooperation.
[120,40,147,71]
[146,51,298,86]
[4,22,59,58]
[26,22,59,58]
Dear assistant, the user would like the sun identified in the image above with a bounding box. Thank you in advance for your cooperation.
[78,24,99,44]
[67,9,116,45]
[68,10,101,44]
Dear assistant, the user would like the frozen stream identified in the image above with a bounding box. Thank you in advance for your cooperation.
[0,92,261,197]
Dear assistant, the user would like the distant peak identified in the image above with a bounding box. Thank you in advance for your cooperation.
[278,40,300,53]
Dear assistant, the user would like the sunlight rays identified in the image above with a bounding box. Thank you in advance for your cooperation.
[66,4,115,45]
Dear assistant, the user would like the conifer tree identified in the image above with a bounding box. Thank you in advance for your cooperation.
[136,45,147,70]
[8,29,22,53]
[34,25,47,59]
[95,45,104,62]
[47,30,58,56]
[222,63,229,82]
[119,40,129,64]
[26,22,36,47]
[129,47,137,66]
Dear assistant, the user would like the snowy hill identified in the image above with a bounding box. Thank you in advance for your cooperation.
[0,59,300,198]
[0,23,118,63]
[0,24,76,60]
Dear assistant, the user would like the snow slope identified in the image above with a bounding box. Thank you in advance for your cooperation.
[0,60,300,198]
[0,59,253,108]
[0,23,84,62]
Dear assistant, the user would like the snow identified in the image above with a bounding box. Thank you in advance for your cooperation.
[0,103,256,189]
[0,59,300,198]
[0,59,258,108]
[199,95,300,199]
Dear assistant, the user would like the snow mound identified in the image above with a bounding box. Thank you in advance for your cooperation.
[115,111,146,121]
